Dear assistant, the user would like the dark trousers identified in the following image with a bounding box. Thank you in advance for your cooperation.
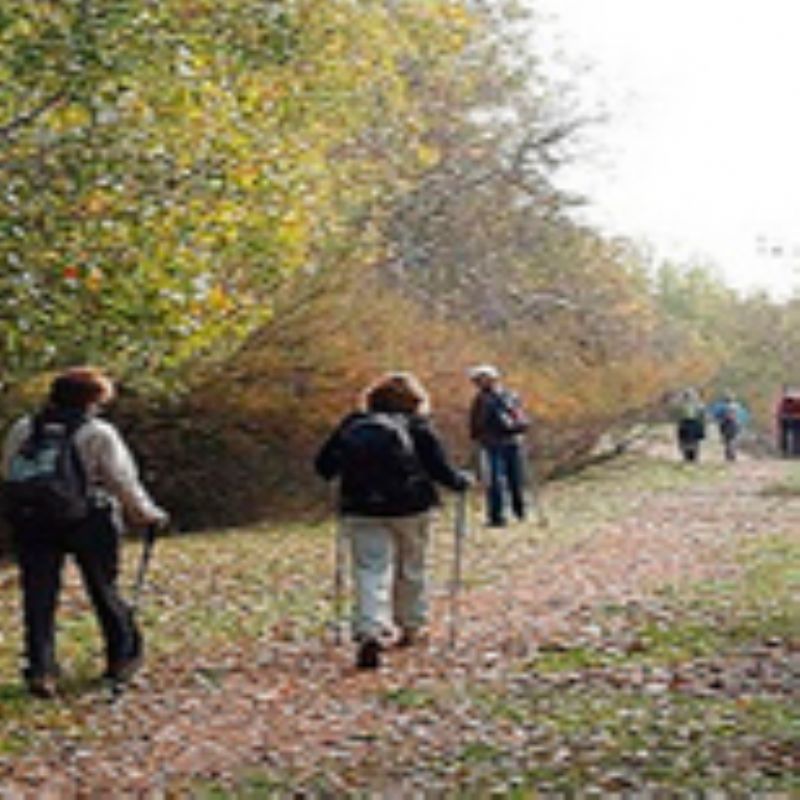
[677,419,705,462]
[484,442,526,525]
[779,419,800,456]
[13,507,140,679]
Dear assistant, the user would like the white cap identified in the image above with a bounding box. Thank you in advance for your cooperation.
[468,363,500,380]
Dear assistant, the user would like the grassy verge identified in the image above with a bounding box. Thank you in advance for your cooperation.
[0,521,336,753]
[195,532,799,797]
[1,441,792,795]
[760,460,800,497]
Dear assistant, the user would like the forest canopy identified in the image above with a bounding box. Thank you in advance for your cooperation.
[0,0,791,526]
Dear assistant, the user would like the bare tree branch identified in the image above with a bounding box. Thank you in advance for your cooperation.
[0,88,70,143]
[0,0,92,144]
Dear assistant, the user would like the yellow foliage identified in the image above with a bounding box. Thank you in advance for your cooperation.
[83,191,112,217]
[84,268,103,293]
[46,103,91,134]
[206,285,232,312]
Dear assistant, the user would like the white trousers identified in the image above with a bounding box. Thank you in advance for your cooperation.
[343,512,431,641]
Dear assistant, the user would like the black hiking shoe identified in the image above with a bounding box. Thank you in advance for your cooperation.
[356,638,382,670]
[26,675,57,700]
[396,628,428,648]
[105,652,143,684]
[105,625,144,684]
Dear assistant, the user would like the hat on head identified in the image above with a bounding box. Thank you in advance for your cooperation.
[468,363,500,380]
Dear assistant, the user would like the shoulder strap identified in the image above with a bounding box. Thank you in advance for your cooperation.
[378,412,414,449]
[39,410,90,490]
[32,407,88,435]
[490,389,520,415]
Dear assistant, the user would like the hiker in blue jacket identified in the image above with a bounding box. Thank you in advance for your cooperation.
[710,392,748,461]
[314,372,470,670]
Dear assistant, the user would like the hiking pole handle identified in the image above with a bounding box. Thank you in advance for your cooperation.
[333,518,347,645]
[329,480,348,646]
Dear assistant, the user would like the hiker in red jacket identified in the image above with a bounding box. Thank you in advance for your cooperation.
[776,387,800,456]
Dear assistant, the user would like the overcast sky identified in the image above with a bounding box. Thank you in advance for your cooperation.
[531,0,800,298]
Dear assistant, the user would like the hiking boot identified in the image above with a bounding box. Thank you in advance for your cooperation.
[356,638,381,670]
[26,675,57,700]
[105,653,143,684]
[396,629,427,648]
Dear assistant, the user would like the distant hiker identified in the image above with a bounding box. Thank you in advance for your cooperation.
[468,364,530,527]
[1,367,168,698]
[673,387,706,463]
[775,386,800,457]
[710,392,747,461]
[314,371,470,670]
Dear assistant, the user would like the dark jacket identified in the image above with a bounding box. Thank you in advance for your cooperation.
[314,411,468,517]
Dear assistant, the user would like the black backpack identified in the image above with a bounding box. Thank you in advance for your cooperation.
[338,413,422,506]
[3,414,90,526]
[488,390,530,436]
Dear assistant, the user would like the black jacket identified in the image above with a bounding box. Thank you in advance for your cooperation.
[314,411,468,517]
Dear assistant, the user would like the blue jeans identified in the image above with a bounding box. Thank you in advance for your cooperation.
[483,442,526,525]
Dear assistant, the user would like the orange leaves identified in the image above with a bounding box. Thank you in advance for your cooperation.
[59,263,104,293]
[84,267,103,292]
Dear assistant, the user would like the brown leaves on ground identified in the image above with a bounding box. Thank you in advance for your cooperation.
[0,438,798,797]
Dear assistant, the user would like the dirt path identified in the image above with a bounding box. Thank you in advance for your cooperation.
[1,446,798,797]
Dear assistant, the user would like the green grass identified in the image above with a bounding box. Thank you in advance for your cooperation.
[467,687,798,795]
[759,461,800,497]
[1,441,797,796]
[529,534,798,673]
[380,685,439,710]
[272,526,798,795]
[192,528,798,797]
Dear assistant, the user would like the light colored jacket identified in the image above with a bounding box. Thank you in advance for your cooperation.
[1,414,166,527]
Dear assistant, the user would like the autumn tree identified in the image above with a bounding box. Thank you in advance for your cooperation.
[0,1,472,398]
[375,2,709,458]
[653,262,800,432]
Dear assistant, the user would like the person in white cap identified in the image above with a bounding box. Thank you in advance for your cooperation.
[468,365,529,526]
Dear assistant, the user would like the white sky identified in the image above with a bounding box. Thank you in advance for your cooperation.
[531,0,800,298]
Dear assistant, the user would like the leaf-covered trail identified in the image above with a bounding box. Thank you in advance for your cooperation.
[1,444,798,797]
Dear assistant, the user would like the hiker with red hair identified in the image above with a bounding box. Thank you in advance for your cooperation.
[2,367,168,698]
[315,371,470,670]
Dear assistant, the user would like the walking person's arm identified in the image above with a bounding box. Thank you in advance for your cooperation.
[80,421,167,527]
[411,422,471,492]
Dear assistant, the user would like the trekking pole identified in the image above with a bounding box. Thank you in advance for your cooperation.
[449,489,468,649]
[130,523,158,616]
[471,445,486,546]
[332,515,347,645]
[107,523,159,702]
[329,481,348,645]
